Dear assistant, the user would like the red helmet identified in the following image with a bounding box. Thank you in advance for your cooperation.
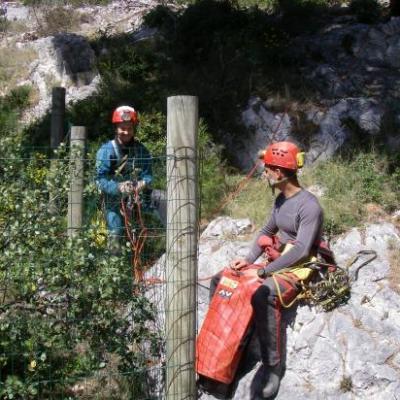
[263,141,304,171]
[112,106,139,124]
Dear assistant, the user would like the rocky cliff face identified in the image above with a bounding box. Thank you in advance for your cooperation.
[3,3,400,166]
[233,17,400,170]
[197,216,400,400]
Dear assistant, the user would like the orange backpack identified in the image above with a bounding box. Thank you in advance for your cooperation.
[196,266,263,384]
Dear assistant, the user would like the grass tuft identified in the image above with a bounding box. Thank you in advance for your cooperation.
[0,47,37,95]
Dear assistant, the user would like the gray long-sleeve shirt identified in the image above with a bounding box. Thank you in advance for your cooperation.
[245,189,323,274]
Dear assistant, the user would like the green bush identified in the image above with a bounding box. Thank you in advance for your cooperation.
[0,11,9,35]
[0,86,32,138]
[0,95,161,399]
[349,0,382,23]
[278,0,328,15]
[199,121,230,218]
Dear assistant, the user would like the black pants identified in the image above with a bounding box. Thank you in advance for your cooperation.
[210,271,299,367]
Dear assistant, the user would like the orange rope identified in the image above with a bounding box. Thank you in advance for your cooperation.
[209,160,261,218]
[132,188,147,282]
[121,188,148,285]
[134,160,262,287]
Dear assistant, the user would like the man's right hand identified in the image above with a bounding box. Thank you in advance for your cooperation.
[118,181,135,194]
[229,258,249,270]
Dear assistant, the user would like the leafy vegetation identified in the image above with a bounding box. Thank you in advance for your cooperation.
[0,88,161,399]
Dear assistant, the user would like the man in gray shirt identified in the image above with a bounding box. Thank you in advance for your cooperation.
[221,141,323,398]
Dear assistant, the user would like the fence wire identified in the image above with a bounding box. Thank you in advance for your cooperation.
[0,147,192,400]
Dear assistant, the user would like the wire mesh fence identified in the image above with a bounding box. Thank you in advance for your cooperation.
[0,131,201,399]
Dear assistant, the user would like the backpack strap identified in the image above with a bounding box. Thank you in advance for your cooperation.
[111,140,128,176]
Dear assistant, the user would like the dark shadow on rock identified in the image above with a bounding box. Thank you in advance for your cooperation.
[52,33,98,86]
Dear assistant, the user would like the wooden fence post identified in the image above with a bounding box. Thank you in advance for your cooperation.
[49,87,66,214]
[67,126,86,238]
[166,96,199,400]
[50,87,66,149]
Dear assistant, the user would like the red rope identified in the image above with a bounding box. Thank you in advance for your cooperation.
[209,160,261,218]
[120,188,148,285]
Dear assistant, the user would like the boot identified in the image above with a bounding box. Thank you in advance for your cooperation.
[262,363,282,398]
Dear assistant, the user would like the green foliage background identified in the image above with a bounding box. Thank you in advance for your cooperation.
[0,88,161,399]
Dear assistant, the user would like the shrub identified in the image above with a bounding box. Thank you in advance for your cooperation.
[0,94,162,399]
[0,6,9,35]
[198,121,230,218]
[0,86,32,138]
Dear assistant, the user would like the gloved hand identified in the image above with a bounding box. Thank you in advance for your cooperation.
[118,181,135,194]
[136,180,146,192]
[229,258,249,270]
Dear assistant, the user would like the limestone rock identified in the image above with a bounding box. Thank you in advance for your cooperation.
[21,34,99,122]
[201,217,253,239]
[197,220,400,400]
[240,97,384,166]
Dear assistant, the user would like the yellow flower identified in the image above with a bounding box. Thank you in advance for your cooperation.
[28,360,37,371]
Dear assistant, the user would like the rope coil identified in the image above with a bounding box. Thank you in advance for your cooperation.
[273,250,378,311]
[121,188,148,285]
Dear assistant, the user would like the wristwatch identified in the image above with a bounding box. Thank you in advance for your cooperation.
[257,268,268,279]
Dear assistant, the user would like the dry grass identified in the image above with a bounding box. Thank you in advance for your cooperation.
[37,6,81,36]
[222,174,274,229]
[6,20,29,35]
[0,46,37,94]
[220,154,399,237]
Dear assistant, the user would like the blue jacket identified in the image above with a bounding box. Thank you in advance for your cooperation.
[95,139,153,199]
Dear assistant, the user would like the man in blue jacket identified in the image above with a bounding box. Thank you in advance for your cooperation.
[95,105,153,248]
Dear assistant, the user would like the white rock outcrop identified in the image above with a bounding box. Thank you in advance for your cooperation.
[239,96,385,169]
[197,218,400,400]
[19,34,99,122]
